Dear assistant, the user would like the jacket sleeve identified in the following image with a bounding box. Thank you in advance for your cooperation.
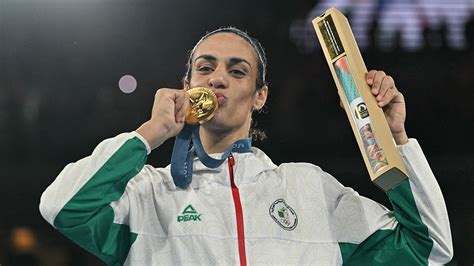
[39,132,151,266]
[322,139,453,265]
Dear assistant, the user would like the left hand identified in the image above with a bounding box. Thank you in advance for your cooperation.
[366,70,408,145]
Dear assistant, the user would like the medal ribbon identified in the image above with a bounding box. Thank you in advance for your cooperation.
[171,124,252,188]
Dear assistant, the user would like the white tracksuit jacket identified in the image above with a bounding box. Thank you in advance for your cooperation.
[39,132,453,265]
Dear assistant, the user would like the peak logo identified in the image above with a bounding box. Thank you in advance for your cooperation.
[177,204,202,222]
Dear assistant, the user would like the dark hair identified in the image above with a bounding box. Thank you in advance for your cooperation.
[183,26,267,90]
[184,26,268,141]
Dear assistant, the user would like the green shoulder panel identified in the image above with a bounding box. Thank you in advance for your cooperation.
[340,179,433,265]
[54,137,147,265]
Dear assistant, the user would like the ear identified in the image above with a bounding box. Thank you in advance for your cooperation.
[253,85,268,111]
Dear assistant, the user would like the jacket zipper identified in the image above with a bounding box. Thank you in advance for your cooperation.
[228,155,247,266]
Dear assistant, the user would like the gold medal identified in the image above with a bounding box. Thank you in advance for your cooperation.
[185,87,218,124]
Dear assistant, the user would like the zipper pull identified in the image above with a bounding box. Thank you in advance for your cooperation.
[228,155,236,187]
[228,155,235,167]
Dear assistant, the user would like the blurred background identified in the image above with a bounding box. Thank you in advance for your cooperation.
[1,0,473,265]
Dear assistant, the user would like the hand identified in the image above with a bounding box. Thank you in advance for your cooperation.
[366,70,408,145]
[137,88,189,150]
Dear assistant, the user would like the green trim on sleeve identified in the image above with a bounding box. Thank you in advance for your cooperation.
[54,137,147,265]
[58,206,138,265]
[339,179,433,265]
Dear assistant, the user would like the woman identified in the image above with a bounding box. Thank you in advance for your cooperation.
[39,27,452,265]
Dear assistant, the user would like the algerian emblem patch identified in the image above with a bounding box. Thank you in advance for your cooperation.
[269,199,298,231]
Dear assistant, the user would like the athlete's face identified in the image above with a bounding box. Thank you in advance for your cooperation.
[185,32,267,134]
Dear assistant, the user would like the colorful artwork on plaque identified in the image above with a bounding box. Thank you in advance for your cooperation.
[360,124,389,173]
[333,56,359,103]
[333,56,389,173]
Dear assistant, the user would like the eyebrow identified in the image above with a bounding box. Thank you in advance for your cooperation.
[228,57,252,69]
[194,54,252,69]
[194,54,217,64]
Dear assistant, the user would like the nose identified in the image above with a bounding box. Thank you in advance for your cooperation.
[208,67,228,89]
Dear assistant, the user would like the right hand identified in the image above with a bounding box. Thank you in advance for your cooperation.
[137,88,189,150]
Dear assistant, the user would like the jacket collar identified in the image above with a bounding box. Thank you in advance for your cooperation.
[186,147,277,189]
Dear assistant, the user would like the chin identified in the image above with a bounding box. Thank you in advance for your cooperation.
[203,115,234,133]
[205,116,227,130]
[209,109,229,126]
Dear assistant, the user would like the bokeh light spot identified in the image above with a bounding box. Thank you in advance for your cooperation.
[119,75,137,93]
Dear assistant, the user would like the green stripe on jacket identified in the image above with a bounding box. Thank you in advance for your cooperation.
[340,179,433,265]
[54,137,147,265]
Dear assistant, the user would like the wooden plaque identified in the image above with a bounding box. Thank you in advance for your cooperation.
[312,7,408,191]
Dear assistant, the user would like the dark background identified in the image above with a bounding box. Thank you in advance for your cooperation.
[0,0,473,265]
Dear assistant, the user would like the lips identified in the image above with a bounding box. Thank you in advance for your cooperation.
[213,92,226,106]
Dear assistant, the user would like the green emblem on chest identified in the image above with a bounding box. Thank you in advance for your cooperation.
[177,204,202,222]
[270,199,298,230]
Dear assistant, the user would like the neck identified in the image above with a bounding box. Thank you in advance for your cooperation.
[200,124,250,154]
